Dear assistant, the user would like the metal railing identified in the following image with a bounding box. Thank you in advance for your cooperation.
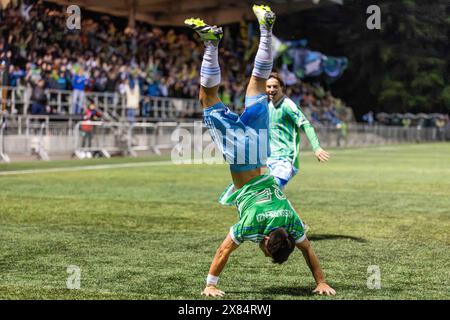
[0,116,449,162]
[313,124,449,147]
[0,86,202,119]
[71,121,205,158]
[72,121,201,158]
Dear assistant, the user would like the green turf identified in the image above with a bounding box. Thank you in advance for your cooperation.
[0,154,171,172]
[0,143,449,300]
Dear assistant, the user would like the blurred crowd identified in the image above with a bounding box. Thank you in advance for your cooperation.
[0,0,352,125]
[283,82,354,126]
[363,111,450,130]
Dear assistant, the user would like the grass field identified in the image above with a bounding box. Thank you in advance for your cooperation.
[0,143,449,300]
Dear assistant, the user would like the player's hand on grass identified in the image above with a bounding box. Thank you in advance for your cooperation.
[201,285,225,297]
[313,282,336,296]
[314,148,330,162]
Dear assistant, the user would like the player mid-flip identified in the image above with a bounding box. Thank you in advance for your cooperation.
[185,4,335,297]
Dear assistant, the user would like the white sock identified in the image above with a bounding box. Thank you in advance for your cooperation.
[252,26,273,79]
[200,42,221,88]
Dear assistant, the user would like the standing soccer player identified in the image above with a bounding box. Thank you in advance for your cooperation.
[185,4,335,298]
[266,73,330,189]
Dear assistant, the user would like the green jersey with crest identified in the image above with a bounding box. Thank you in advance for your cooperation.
[269,96,321,169]
[219,174,305,245]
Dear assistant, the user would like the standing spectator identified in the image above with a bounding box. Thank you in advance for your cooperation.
[0,54,10,112]
[402,117,411,128]
[125,77,140,123]
[435,116,446,141]
[30,78,47,115]
[9,65,25,87]
[93,70,108,92]
[147,79,161,97]
[55,66,70,91]
[71,67,87,114]
[81,99,102,152]
[362,111,374,125]
[0,62,6,112]
[142,79,161,116]
[445,115,450,141]
[336,120,348,147]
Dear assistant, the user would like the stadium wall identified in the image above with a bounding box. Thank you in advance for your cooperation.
[1,122,448,162]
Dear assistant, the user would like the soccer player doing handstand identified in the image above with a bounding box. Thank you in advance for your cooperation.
[185,4,336,298]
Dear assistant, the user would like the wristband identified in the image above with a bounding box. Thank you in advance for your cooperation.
[206,274,219,286]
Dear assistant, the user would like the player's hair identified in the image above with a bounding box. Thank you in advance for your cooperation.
[267,228,295,264]
[268,72,285,89]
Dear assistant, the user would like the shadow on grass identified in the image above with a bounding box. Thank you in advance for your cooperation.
[222,284,397,298]
[258,284,369,297]
[260,286,314,297]
[227,287,314,297]
[308,234,367,243]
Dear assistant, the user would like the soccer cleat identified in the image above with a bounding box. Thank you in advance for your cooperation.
[184,18,223,44]
[252,4,276,29]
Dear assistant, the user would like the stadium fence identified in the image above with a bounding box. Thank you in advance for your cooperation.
[0,86,202,120]
[0,115,448,162]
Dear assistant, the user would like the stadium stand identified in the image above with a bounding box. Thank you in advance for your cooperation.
[0,0,352,127]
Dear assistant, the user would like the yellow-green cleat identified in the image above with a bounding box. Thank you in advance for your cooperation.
[252,4,276,29]
[184,18,223,44]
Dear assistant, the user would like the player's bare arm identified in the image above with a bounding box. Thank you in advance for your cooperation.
[299,122,330,162]
[201,234,238,297]
[296,238,336,295]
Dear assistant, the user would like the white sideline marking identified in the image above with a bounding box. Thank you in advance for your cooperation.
[0,160,201,176]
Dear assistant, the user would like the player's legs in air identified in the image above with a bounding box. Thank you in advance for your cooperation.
[234,4,276,187]
[185,4,276,189]
[184,17,223,110]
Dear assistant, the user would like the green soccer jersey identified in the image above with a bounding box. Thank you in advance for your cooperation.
[269,96,321,169]
[219,175,305,245]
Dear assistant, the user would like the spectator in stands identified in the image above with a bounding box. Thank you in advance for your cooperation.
[125,77,140,123]
[49,66,69,91]
[435,116,446,141]
[0,52,10,111]
[71,67,87,114]
[0,63,6,110]
[323,106,341,126]
[30,78,47,115]
[336,120,348,147]
[445,115,450,141]
[402,117,411,128]
[9,65,25,87]
[92,70,108,92]
[80,99,102,151]
[142,78,161,117]
[362,111,374,125]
